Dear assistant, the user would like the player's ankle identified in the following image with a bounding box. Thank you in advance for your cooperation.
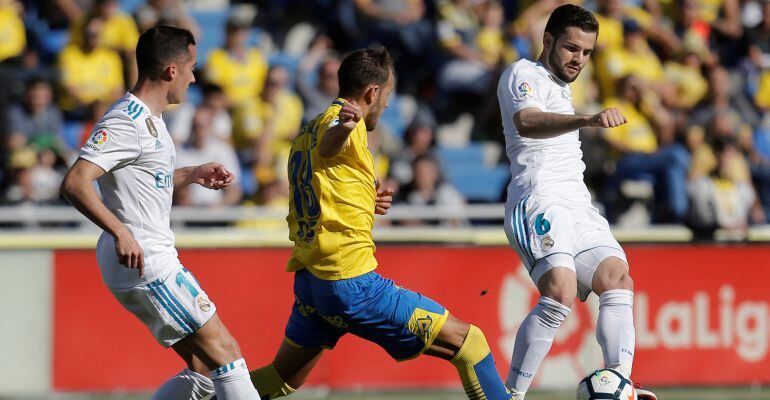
[509,387,526,400]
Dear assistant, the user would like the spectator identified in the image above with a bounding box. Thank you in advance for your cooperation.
[688,137,755,232]
[133,0,200,36]
[398,154,466,226]
[205,13,268,107]
[58,15,124,118]
[66,0,140,84]
[165,83,233,145]
[603,75,690,223]
[354,0,431,54]
[233,65,304,169]
[0,0,25,63]
[746,0,770,71]
[435,0,497,98]
[176,105,243,207]
[296,36,340,122]
[595,18,667,100]
[3,147,62,205]
[390,121,437,185]
[750,113,770,221]
[6,78,64,153]
[688,66,757,140]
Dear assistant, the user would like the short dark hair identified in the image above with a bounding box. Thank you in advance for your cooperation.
[544,4,599,40]
[337,48,393,97]
[136,26,196,80]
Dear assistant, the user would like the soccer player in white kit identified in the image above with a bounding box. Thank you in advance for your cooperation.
[61,26,260,400]
[496,5,656,400]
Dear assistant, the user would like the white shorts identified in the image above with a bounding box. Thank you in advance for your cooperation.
[504,195,627,300]
[109,264,217,347]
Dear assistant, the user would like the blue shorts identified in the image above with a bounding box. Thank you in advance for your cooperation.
[285,269,450,361]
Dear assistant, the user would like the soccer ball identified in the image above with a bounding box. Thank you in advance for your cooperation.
[576,368,637,400]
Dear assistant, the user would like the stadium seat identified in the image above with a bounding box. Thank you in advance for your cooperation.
[190,9,229,62]
[62,121,85,150]
[118,0,144,13]
[437,144,510,202]
[379,96,407,139]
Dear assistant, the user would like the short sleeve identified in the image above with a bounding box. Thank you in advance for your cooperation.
[78,111,141,172]
[502,65,548,115]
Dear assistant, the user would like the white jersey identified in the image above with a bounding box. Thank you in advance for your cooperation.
[497,59,590,212]
[79,93,179,288]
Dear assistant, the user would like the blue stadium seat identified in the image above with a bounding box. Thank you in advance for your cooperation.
[62,121,85,150]
[118,0,144,13]
[436,144,485,168]
[190,9,229,62]
[379,96,406,139]
[436,145,510,202]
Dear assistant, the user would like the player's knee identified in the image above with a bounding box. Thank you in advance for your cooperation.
[538,271,577,308]
[594,264,633,294]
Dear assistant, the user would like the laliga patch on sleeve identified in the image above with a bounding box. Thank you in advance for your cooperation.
[85,129,110,153]
[517,81,535,99]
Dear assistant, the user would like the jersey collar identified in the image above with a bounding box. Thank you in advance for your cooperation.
[535,61,568,87]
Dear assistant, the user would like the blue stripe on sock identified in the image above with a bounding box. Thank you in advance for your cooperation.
[149,280,192,334]
[473,353,513,400]
[160,282,200,331]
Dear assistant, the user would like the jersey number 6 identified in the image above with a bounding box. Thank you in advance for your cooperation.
[535,213,551,235]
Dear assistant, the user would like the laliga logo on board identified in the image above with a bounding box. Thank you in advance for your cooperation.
[635,286,768,362]
[498,266,604,389]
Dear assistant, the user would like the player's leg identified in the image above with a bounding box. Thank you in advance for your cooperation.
[506,260,576,399]
[425,315,513,400]
[575,248,656,399]
[171,312,260,399]
[152,348,214,400]
[503,197,576,398]
[249,340,325,398]
[343,271,511,400]
[247,269,342,399]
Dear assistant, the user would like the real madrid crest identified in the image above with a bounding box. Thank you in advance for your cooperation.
[145,117,158,137]
[542,234,554,250]
[197,296,212,312]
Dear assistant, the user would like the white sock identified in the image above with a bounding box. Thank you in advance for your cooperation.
[151,368,215,400]
[209,358,261,399]
[506,296,571,393]
[597,289,635,378]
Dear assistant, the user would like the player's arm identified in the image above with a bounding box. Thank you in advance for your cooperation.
[513,107,627,139]
[318,101,361,158]
[174,162,235,190]
[61,159,145,274]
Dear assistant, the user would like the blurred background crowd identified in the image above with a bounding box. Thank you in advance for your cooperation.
[1,0,769,235]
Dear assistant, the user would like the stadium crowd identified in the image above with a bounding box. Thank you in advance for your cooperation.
[0,0,769,235]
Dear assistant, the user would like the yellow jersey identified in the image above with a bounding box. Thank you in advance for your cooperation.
[205,48,268,106]
[58,45,124,111]
[286,99,378,280]
[0,4,25,62]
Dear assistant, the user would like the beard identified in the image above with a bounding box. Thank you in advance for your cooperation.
[548,47,581,83]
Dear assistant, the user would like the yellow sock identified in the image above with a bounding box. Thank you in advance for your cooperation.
[451,325,512,400]
[250,364,296,399]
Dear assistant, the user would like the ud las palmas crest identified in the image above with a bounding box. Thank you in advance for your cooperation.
[145,117,158,137]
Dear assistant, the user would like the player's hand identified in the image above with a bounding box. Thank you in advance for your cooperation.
[589,108,627,128]
[375,180,394,215]
[338,101,362,131]
[194,162,235,190]
[115,230,144,278]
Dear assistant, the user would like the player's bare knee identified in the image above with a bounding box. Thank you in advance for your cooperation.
[593,258,632,294]
[538,270,577,308]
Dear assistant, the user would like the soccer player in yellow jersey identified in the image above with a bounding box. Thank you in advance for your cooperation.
[247,48,514,400]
